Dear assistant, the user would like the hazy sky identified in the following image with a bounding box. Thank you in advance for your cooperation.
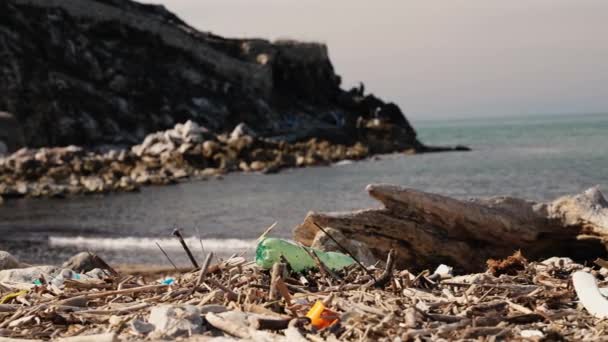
[140,0,608,120]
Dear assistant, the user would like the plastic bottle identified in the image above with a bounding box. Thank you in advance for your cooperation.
[255,238,355,272]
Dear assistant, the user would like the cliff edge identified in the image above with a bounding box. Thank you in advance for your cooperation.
[1,0,421,150]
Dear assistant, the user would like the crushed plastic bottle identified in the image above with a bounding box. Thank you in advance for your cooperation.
[50,269,85,287]
[255,238,355,272]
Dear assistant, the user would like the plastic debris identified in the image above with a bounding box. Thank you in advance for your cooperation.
[432,264,453,279]
[255,238,355,272]
[50,269,86,287]
[0,290,28,304]
[306,301,339,330]
[572,271,608,318]
[160,277,175,285]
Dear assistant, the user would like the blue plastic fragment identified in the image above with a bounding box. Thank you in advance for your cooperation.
[161,278,175,285]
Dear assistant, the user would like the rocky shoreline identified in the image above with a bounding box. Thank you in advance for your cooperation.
[0,0,470,201]
[0,119,468,200]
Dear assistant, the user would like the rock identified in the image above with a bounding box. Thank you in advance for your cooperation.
[0,112,24,153]
[0,251,23,270]
[1,0,421,150]
[148,304,204,338]
[310,227,377,266]
[230,123,257,140]
[80,176,105,192]
[0,266,59,283]
[130,319,155,335]
[62,252,98,273]
[0,141,7,156]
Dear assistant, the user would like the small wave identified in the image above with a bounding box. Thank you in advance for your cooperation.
[48,236,255,252]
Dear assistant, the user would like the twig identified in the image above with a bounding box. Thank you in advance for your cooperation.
[372,249,395,288]
[155,242,178,270]
[258,222,278,242]
[206,312,250,339]
[196,226,206,255]
[191,252,214,295]
[172,228,199,268]
[312,222,376,282]
[270,263,286,301]
[250,317,292,330]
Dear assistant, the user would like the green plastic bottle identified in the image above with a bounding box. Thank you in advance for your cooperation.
[255,237,355,272]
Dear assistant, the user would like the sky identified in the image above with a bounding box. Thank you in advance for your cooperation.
[139,0,608,120]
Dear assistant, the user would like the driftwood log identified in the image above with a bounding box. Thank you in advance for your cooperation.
[294,184,608,273]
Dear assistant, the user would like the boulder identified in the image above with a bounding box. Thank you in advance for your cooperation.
[230,123,258,140]
[62,252,97,273]
[0,251,23,270]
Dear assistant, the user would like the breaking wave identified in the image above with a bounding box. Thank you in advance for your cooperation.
[48,236,255,251]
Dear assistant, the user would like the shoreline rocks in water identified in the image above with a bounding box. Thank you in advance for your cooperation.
[0,120,468,200]
[0,0,470,200]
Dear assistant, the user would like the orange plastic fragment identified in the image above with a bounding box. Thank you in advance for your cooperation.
[305,301,339,329]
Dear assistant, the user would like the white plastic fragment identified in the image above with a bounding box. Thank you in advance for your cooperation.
[520,329,544,338]
[433,264,453,279]
[572,271,608,318]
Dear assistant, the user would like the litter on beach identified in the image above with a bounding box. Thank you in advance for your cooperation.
[1,247,608,341]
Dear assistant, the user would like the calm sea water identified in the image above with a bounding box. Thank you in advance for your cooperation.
[1,113,606,265]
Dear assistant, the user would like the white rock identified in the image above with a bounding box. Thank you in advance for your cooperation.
[230,123,257,140]
[148,304,203,338]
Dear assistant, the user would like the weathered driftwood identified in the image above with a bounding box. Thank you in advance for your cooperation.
[294,184,608,272]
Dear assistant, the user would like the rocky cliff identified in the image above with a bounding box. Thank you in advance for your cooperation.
[1,0,420,150]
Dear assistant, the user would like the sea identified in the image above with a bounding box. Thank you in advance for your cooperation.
[1,113,607,266]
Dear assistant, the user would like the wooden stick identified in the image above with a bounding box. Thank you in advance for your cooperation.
[372,249,395,288]
[172,229,199,268]
[191,252,214,295]
[196,226,206,255]
[155,241,178,270]
[270,263,286,301]
[56,284,168,305]
[206,312,250,339]
[250,317,291,330]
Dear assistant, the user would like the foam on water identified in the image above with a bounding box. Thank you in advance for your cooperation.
[49,236,256,251]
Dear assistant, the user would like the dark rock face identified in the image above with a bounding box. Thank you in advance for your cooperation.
[1,0,420,149]
[0,112,24,154]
